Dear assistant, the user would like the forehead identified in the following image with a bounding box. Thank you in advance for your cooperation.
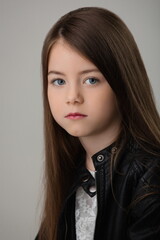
[48,39,97,72]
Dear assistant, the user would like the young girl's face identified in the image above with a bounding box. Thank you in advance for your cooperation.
[47,39,121,140]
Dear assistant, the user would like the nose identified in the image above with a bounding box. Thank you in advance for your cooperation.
[66,85,84,104]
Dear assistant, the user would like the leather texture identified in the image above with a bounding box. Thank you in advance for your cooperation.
[57,139,160,240]
[36,139,160,239]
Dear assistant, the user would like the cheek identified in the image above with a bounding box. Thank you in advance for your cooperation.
[91,90,116,110]
[47,91,53,111]
[105,96,119,119]
[47,90,60,117]
[92,91,120,121]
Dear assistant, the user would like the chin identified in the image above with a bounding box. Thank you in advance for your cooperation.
[68,132,82,137]
[66,129,86,137]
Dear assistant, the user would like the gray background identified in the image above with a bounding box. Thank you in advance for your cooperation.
[1,0,160,239]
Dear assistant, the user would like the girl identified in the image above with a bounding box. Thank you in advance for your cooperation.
[36,7,160,240]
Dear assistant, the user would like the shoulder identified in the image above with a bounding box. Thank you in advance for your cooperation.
[128,147,160,183]
[123,143,160,202]
[122,138,160,176]
[118,140,160,193]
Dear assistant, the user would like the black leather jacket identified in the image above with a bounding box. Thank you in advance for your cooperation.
[57,140,160,240]
[36,140,160,240]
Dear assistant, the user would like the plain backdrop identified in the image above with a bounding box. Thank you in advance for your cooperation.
[1,0,160,239]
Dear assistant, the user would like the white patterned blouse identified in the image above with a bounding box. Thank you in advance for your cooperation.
[75,171,97,240]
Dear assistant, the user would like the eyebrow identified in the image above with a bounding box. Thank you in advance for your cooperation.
[47,69,100,76]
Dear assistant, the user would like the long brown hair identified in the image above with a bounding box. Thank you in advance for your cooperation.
[39,7,160,239]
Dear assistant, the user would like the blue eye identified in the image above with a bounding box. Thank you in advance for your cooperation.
[52,79,65,85]
[85,78,99,85]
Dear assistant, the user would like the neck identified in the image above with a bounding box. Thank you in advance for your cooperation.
[79,127,120,171]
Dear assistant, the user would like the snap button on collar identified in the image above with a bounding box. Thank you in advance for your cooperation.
[97,154,104,162]
[89,186,96,193]
[111,147,117,154]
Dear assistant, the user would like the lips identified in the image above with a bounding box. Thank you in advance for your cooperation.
[65,113,87,119]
